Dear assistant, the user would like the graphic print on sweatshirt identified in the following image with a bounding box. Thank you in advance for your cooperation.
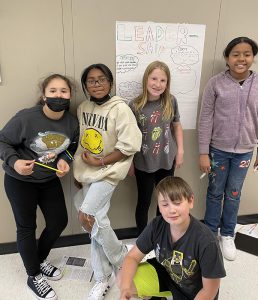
[30,131,70,164]
[80,112,108,155]
[81,128,103,154]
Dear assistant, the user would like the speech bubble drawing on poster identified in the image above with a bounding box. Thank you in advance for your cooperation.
[116,54,139,73]
[170,45,199,66]
[118,81,142,102]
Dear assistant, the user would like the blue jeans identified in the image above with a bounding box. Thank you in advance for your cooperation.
[204,147,253,237]
[74,181,127,281]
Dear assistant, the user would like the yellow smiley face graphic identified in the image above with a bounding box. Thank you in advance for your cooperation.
[81,128,104,154]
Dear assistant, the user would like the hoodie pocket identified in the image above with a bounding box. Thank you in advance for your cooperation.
[239,121,257,145]
[212,119,236,145]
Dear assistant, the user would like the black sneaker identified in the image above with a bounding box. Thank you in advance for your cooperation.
[27,273,57,300]
[40,260,62,281]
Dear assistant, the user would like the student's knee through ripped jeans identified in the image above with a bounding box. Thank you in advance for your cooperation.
[74,181,127,280]
[78,210,95,233]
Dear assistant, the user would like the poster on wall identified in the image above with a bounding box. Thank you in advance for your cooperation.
[116,21,206,129]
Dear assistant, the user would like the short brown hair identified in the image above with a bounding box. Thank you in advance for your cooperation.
[155,176,193,202]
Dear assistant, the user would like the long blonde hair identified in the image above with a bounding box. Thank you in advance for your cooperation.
[133,61,173,120]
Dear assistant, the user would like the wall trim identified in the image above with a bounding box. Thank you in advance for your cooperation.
[0,227,138,255]
[2,214,257,255]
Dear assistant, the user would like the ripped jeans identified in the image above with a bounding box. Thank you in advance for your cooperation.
[74,181,127,281]
[204,147,253,237]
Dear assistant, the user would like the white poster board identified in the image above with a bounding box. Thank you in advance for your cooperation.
[116,21,206,129]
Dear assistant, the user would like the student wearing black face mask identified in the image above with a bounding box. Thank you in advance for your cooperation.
[45,97,70,112]
[0,74,79,300]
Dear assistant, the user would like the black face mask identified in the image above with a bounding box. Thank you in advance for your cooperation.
[90,94,111,105]
[45,97,70,112]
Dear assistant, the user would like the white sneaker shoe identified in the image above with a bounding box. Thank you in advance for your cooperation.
[220,236,237,261]
[141,250,156,262]
[87,273,115,300]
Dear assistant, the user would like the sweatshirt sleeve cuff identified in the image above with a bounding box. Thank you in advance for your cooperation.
[7,156,19,168]
[199,145,210,155]
[58,153,73,164]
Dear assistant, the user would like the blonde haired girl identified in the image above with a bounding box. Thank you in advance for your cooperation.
[129,60,184,234]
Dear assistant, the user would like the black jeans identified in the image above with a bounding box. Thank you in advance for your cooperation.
[135,166,174,234]
[4,174,68,276]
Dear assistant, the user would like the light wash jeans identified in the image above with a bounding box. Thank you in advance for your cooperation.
[74,181,127,281]
[204,147,253,237]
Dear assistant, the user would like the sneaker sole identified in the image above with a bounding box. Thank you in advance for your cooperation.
[42,272,63,281]
[27,286,57,300]
[222,253,237,261]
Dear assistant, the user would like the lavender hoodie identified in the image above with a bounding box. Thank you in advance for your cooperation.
[198,70,258,154]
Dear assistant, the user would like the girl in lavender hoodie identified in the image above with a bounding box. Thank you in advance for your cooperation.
[198,37,258,261]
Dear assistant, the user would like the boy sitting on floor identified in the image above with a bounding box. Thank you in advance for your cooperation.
[118,176,226,300]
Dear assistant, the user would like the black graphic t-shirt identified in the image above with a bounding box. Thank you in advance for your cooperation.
[0,105,79,182]
[136,215,226,299]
